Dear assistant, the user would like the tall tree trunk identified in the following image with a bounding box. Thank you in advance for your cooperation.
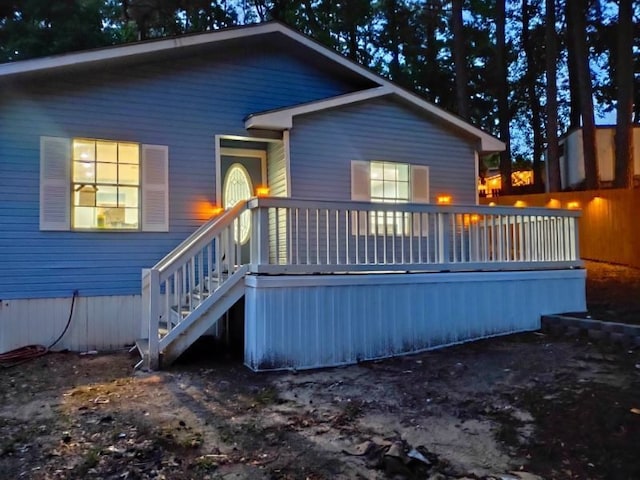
[496,0,511,194]
[522,0,543,190]
[567,0,599,190]
[614,0,634,188]
[451,0,469,120]
[545,0,561,191]
[566,7,582,130]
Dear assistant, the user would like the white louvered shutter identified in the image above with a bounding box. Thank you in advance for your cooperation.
[411,165,430,236]
[350,161,370,235]
[141,145,169,232]
[40,136,71,231]
[350,161,370,201]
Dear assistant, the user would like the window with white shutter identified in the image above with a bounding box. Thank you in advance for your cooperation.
[350,160,430,236]
[39,137,169,232]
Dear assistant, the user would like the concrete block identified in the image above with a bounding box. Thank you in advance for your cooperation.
[550,324,567,336]
[602,322,625,333]
[565,326,582,337]
[609,332,629,345]
[587,329,607,341]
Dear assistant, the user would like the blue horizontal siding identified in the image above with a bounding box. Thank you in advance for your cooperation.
[289,97,477,204]
[0,42,357,299]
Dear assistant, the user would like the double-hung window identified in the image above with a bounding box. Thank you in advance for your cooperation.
[72,139,140,230]
[351,160,429,235]
[39,136,169,232]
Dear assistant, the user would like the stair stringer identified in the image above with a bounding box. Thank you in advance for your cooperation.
[159,265,248,366]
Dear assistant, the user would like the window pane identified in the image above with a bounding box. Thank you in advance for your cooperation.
[119,143,139,164]
[371,179,384,199]
[384,162,398,180]
[74,207,95,229]
[119,186,138,207]
[74,185,97,207]
[97,162,117,183]
[397,181,409,200]
[370,162,383,180]
[383,180,396,199]
[124,208,139,228]
[73,161,95,183]
[96,141,117,163]
[96,185,118,207]
[119,164,139,185]
[73,140,95,161]
[397,164,409,181]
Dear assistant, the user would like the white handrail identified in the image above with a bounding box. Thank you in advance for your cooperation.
[153,200,248,278]
[142,200,251,368]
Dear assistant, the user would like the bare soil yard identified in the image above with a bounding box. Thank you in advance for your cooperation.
[1,261,639,479]
[585,260,640,325]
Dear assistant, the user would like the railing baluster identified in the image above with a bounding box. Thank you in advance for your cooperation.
[335,209,340,265]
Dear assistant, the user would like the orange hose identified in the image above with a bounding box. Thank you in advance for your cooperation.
[0,345,48,367]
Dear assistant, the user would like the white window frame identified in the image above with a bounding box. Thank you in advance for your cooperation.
[71,138,141,231]
[39,136,169,232]
[351,160,430,236]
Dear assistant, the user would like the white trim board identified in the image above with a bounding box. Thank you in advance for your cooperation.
[1,22,504,154]
[244,268,587,288]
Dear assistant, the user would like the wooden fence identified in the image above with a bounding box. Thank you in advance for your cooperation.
[481,189,640,269]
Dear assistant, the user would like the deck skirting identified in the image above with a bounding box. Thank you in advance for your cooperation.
[244,268,587,371]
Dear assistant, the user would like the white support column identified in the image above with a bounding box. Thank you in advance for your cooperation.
[251,205,270,270]
[147,268,161,370]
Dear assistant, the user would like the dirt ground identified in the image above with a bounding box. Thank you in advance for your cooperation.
[1,261,639,480]
[585,260,640,325]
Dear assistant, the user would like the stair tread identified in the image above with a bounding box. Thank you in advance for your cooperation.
[135,338,149,355]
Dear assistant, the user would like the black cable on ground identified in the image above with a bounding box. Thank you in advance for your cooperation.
[0,290,78,368]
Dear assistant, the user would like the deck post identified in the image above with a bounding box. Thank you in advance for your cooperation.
[251,204,270,270]
[437,211,451,264]
[141,269,150,339]
[147,268,161,370]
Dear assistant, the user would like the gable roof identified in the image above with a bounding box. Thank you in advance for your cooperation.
[0,21,504,153]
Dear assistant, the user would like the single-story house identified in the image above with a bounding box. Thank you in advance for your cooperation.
[0,22,586,371]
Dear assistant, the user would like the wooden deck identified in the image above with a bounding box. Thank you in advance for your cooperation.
[140,198,584,370]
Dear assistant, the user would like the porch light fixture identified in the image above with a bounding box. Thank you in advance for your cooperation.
[567,201,580,210]
[256,186,270,197]
[211,206,224,216]
[514,200,527,208]
[488,202,496,206]
[436,195,451,204]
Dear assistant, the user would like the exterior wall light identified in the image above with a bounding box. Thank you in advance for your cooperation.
[256,186,270,197]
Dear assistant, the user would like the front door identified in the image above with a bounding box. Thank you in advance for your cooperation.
[220,148,266,264]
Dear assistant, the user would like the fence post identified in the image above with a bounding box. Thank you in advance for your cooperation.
[147,268,161,370]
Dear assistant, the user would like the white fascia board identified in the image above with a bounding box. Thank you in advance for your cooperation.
[0,23,282,78]
[389,88,505,153]
[245,86,393,129]
[0,21,504,153]
[273,27,505,154]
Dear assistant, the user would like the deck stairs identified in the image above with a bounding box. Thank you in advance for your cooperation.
[134,201,250,370]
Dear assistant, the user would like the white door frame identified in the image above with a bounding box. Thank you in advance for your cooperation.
[215,135,277,207]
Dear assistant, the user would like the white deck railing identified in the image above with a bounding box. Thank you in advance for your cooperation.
[248,197,581,274]
[142,197,581,368]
